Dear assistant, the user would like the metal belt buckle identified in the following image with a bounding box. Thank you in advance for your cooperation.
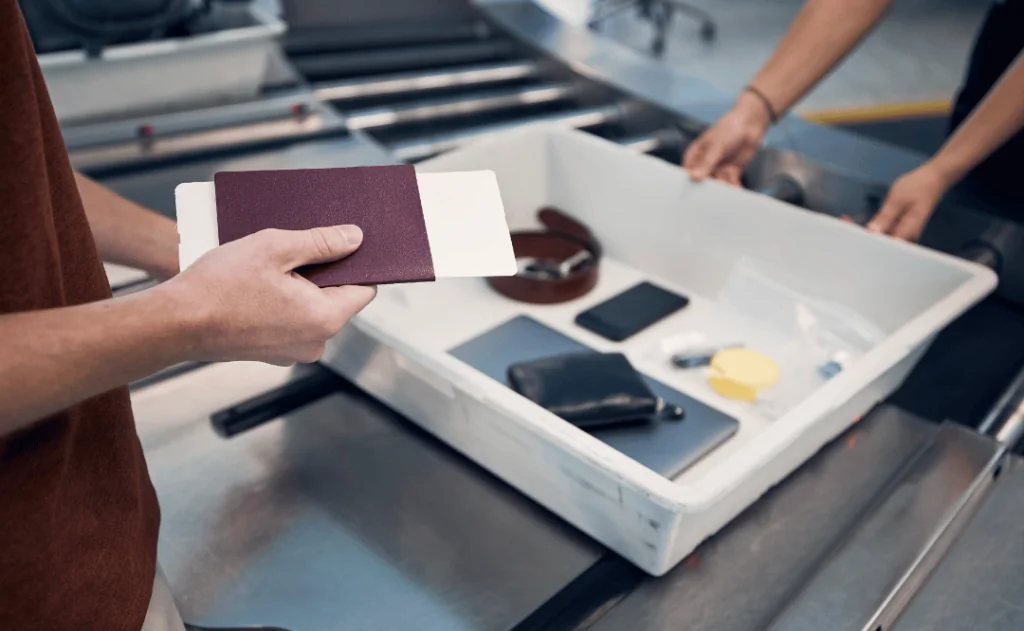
[516,249,594,280]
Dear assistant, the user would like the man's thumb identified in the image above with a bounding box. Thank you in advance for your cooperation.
[273,225,364,269]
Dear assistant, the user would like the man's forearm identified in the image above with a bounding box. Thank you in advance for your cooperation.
[929,50,1024,186]
[75,172,179,280]
[0,285,199,436]
[747,0,894,115]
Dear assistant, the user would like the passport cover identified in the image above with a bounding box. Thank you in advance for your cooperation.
[176,170,516,282]
[214,165,435,287]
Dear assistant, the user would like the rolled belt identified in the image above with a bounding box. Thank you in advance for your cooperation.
[488,207,602,304]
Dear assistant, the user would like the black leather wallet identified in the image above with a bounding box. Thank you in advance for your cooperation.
[507,352,659,429]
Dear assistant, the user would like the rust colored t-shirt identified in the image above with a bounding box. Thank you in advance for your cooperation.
[0,3,161,630]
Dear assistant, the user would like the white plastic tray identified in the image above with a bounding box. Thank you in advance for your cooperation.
[104,263,148,290]
[321,125,996,575]
[39,7,285,124]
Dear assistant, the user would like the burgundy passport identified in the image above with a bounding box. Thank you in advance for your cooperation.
[214,165,435,287]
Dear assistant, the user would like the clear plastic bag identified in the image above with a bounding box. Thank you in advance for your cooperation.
[717,257,884,354]
[714,257,886,418]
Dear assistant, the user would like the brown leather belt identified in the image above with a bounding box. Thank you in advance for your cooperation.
[488,208,602,304]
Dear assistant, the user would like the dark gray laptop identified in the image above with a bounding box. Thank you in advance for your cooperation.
[449,315,739,479]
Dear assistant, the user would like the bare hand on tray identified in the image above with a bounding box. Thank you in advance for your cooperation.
[682,90,772,186]
[161,225,377,366]
[866,163,950,242]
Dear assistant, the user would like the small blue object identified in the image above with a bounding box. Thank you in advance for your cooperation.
[819,360,843,379]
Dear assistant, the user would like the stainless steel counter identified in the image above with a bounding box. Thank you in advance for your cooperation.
[894,457,1024,631]
[134,362,601,631]
[586,409,997,631]
[132,359,1024,631]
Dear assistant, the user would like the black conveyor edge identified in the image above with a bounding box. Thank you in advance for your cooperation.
[210,364,348,438]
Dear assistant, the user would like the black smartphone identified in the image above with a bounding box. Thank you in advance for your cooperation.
[575,282,689,342]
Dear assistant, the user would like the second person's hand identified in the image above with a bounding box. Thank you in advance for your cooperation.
[682,90,773,186]
[866,163,953,242]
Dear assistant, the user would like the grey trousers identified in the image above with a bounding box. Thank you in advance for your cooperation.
[141,565,186,631]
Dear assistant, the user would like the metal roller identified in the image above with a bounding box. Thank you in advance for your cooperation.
[618,128,685,155]
[70,114,332,174]
[346,83,576,131]
[958,240,1002,274]
[757,173,806,207]
[285,21,494,57]
[392,104,624,161]
[292,40,519,81]
[979,364,1024,451]
[313,60,541,103]
[619,134,664,155]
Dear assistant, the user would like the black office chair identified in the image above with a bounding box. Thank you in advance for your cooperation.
[588,0,716,57]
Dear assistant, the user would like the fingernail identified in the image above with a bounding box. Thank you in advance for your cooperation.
[866,223,880,233]
[339,225,363,245]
